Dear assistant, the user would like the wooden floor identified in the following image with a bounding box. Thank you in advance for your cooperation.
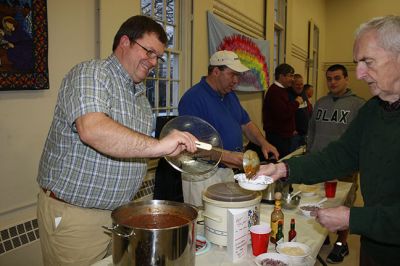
[316,233,360,266]
[315,179,363,266]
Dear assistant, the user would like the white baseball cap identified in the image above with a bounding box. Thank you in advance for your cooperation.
[209,50,249,73]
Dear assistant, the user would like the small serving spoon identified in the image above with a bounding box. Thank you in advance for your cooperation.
[315,197,328,207]
[288,190,302,201]
[243,150,260,179]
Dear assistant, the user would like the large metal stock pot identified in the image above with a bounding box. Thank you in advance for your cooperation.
[106,200,198,266]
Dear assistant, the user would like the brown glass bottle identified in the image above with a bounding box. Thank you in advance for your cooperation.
[276,221,284,244]
[270,192,284,244]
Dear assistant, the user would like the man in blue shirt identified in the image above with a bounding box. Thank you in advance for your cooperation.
[179,50,278,205]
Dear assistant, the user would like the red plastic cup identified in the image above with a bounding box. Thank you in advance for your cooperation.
[249,224,271,256]
[325,181,337,198]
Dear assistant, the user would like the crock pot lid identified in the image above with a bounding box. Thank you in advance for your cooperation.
[204,182,258,202]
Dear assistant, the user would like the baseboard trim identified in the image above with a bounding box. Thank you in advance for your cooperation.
[0,176,156,256]
[0,218,39,255]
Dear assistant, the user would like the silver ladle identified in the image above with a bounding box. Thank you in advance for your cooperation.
[196,143,261,180]
[243,150,260,179]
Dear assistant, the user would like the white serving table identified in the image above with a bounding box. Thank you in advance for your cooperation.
[195,181,351,266]
[93,181,351,266]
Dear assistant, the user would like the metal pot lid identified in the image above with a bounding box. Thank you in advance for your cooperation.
[203,182,259,202]
[159,116,223,177]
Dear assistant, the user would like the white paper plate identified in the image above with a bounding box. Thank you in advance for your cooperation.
[195,235,211,255]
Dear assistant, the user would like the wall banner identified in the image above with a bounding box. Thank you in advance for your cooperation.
[0,0,48,91]
[207,11,269,92]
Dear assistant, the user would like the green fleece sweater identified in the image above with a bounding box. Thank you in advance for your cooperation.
[286,96,400,264]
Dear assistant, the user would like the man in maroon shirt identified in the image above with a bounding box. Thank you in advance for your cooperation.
[262,63,304,158]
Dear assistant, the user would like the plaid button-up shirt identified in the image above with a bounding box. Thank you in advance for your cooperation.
[37,55,153,210]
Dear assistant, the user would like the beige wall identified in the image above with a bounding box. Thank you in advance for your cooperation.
[99,0,139,58]
[0,1,98,265]
[325,0,400,101]
[0,0,98,228]
[0,1,398,263]
[288,0,327,100]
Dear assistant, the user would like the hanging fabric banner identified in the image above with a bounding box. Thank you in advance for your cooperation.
[0,0,49,91]
[207,11,270,92]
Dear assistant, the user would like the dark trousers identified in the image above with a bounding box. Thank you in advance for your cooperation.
[290,134,306,152]
[265,132,292,159]
[153,115,183,202]
[153,157,183,202]
[360,243,381,266]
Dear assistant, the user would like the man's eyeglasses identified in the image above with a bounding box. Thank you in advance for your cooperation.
[132,40,165,63]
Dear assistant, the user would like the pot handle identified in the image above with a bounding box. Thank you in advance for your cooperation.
[102,225,135,238]
[202,211,222,223]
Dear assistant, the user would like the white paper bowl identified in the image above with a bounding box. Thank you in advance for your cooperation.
[276,242,311,264]
[238,181,268,191]
[254,252,290,266]
[234,174,273,191]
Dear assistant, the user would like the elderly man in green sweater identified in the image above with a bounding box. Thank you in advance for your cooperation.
[257,15,400,266]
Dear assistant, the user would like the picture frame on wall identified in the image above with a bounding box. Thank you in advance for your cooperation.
[0,0,48,91]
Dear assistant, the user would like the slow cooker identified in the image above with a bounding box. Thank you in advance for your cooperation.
[202,182,261,246]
